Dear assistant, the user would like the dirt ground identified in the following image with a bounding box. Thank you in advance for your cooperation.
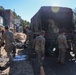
[0,47,34,75]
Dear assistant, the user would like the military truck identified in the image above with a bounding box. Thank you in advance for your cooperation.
[30,6,74,57]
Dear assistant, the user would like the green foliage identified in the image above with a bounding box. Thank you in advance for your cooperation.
[13,11,30,27]
[13,11,18,18]
[21,19,30,27]
[21,19,26,27]
[0,6,30,29]
[12,10,30,27]
[26,21,30,26]
[0,6,4,10]
[13,11,30,28]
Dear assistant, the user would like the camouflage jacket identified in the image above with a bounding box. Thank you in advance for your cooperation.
[34,35,45,53]
[0,31,4,46]
[3,30,15,46]
[57,34,68,49]
[26,30,34,45]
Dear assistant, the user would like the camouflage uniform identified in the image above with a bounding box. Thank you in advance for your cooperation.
[3,30,16,61]
[0,31,4,47]
[57,34,68,63]
[34,35,45,66]
[26,30,34,58]
[73,34,76,60]
[0,31,4,56]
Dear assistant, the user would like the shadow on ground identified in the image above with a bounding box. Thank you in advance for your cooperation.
[31,57,76,75]
[0,48,34,75]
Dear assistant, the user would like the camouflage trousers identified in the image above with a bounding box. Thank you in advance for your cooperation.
[73,44,76,59]
[27,41,34,58]
[58,48,66,63]
[36,51,45,66]
[5,43,16,61]
[27,46,32,58]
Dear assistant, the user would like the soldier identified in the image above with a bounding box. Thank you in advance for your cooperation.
[3,26,16,63]
[0,30,4,57]
[73,30,76,61]
[25,26,34,59]
[57,30,68,64]
[34,30,45,66]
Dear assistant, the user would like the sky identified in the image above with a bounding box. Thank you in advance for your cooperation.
[0,0,76,22]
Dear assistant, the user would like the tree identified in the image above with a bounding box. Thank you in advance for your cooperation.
[13,11,18,18]
[21,19,30,27]
[0,6,4,10]
[26,21,30,26]
[13,11,30,27]
[21,19,26,27]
